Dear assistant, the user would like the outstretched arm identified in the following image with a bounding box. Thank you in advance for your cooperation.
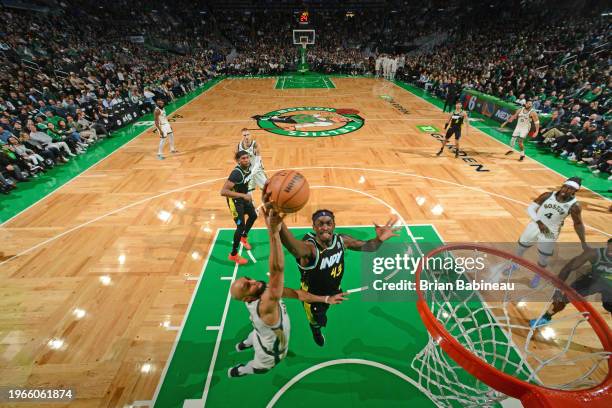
[259,209,286,325]
[549,247,597,315]
[282,288,348,305]
[341,215,400,252]
[278,222,316,259]
[262,187,314,261]
[557,247,597,282]
[501,111,518,127]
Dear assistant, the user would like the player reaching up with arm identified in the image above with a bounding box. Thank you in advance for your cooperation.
[228,204,348,377]
[276,207,399,346]
[228,205,287,376]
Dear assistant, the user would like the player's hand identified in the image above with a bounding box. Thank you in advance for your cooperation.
[242,193,253,202]
[374,215,401,241]
[552,289,565,304]
[327,292,348,305]
[262,180,271,204]
[264,207,285,233]
[536,221,551,236]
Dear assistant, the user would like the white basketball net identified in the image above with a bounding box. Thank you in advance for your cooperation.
[411,247,611,408]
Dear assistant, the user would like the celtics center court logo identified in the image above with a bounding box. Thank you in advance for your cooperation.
[252,107,365,137]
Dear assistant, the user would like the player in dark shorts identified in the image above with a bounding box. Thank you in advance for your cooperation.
[276,209,400,346]
[530,238,612,328]
[220,150,258,265]
[437,102,468,158]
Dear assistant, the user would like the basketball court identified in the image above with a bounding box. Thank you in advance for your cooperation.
[1,76,610,407]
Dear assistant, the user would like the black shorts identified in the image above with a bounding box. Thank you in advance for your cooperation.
[226,198,256,226]
[568,274,612,313]
[445,126,462,140]
[301,284,342,327]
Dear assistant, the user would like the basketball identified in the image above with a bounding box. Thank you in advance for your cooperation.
[264,170,310,213]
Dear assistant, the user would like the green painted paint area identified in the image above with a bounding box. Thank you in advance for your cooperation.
[0,78,223,223]
[416,125,440,133]
[154,225,519,408]
[394,81,611,199]
[275,73,336,89]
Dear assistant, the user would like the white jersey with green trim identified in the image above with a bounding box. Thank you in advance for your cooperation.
[536,192,576,236]
[156,107,170,126]
[238,139,263,168]
[246,298,290,357]
[516,107,534,130]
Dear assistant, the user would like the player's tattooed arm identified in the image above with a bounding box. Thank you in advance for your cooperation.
[341,215,400,252]
[278,223,317,260]
[557,247,597,283]
[569,202,588,250]
[340,234,381,252]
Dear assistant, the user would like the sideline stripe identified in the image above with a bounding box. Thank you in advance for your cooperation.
[149,229,220,405]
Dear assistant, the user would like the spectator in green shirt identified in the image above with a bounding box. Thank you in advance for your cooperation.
[505,90,517,103]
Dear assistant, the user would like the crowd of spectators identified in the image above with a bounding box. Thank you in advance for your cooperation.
[1,1,610,196]
[398,13,611,180]
[0,3,222,194]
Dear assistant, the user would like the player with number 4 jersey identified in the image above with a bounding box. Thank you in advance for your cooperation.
[507,177,588,287]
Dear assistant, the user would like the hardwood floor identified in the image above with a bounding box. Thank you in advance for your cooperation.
[0,77,609,407]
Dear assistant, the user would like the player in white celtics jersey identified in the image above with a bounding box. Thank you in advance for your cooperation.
[236,128,267,192]
[154,99,177,160]
[507,178,588,287]
[530,238,612,328]
[228,204,346,377]
[501,100,539,161]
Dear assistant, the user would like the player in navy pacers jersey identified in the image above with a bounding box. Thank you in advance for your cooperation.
[437,102,468,158]
[276,209,400,346]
